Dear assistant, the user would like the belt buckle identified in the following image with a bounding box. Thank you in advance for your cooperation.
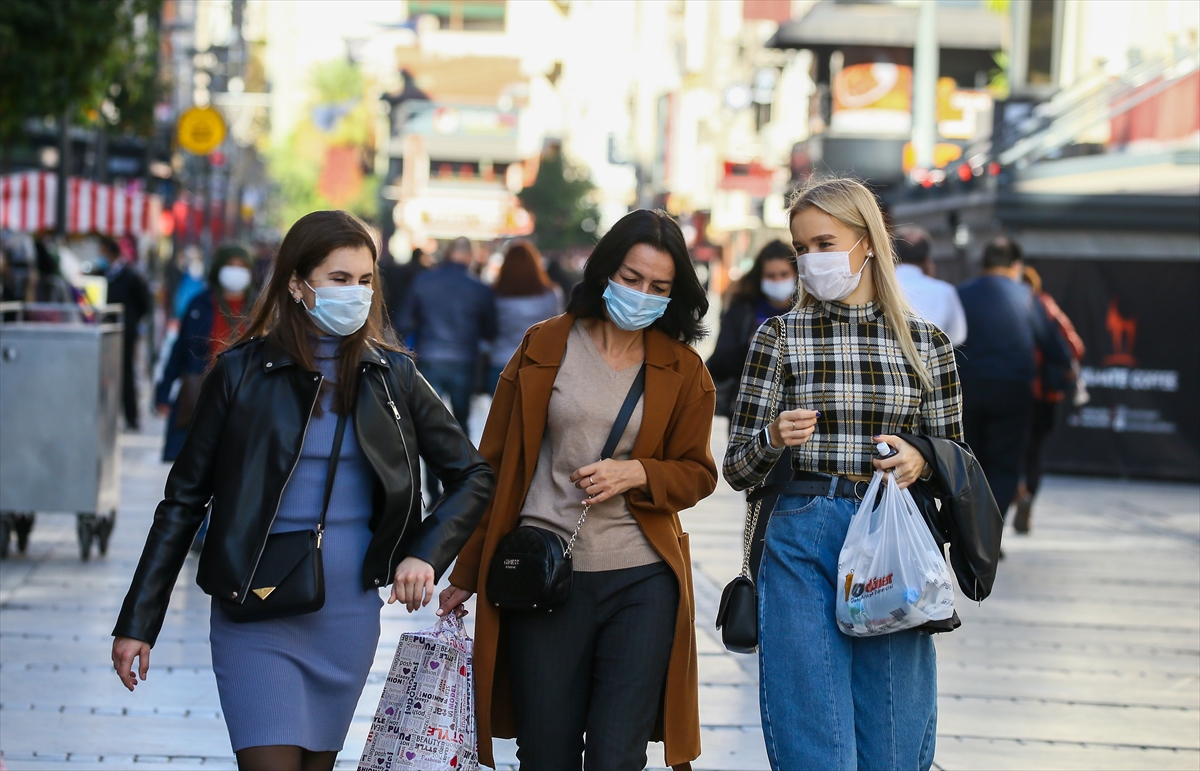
[852,480,869,500]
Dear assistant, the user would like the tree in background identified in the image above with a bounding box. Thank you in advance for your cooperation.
[268,59,379,229]
[0,0,162,146]
[518,145,601,251]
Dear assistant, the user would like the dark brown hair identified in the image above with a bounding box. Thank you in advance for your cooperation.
[493,240,554,297]
[567,209,709,344]
[231,210,401,415]
[729,239,797,303]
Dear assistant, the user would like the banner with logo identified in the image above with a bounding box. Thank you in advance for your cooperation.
[1032,259,1199,481]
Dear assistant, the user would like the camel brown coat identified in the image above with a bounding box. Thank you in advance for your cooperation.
[449,313,717,770]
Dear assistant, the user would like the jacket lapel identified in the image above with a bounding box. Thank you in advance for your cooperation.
[631,329,682,459]
[515,314,573,489]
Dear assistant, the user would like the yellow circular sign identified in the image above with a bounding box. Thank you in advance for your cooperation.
[177,106,227,155]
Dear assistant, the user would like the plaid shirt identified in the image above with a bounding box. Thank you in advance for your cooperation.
[723,300,963,490]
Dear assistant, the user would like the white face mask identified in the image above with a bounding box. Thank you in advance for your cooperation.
[761,277,796,303]
[796,236,871,302]
[304,281,373,337]
[218,265,252,294]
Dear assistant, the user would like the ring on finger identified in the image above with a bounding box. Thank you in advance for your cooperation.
[590,476,595,486]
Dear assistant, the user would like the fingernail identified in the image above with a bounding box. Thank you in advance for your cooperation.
[816,411,821,416]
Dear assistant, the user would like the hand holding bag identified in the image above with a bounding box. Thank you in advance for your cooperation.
[358,613,480,771]
[716,318,787,654]
[219,412,347,622]
[486,363,646,611]
[835,470,955,637]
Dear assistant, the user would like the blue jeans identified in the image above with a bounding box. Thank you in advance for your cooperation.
[758,494,938,771]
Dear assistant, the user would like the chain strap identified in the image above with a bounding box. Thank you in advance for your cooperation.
[740,317,788,579]
[563,503,590,558]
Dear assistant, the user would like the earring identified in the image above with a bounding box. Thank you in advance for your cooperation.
[293,294,301,304]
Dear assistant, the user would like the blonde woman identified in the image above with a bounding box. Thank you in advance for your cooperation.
[724,178,963,771]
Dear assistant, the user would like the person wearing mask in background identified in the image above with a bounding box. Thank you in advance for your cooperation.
[155,244,257,462]
[439,210,717,771]
[893,225,968,347]
[706,240,798,421]
[486,240,562,394]
[956,237,1071,522]
[1015,265,1085,534]
[398,236,497,502]
[101,237,153,432]
[111,211,493,771]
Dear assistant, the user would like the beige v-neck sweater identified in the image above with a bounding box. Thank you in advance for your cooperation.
[517,321,662,571]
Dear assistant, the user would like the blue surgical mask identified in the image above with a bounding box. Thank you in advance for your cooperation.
[602,279,671,331]
[304,281,373,337]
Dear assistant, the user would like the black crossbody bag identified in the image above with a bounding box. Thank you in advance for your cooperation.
[220,412,348,623]
[487,363,647,612]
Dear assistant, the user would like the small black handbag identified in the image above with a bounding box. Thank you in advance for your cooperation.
[716,318,787,653]
[486,363,646,612]
[220,413,347,623]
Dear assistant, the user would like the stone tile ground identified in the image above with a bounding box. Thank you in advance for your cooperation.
[1,413,1196,770]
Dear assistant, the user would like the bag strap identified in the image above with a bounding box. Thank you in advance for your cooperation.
[565,361,648,557]
[317,412,349,547]
[740,318,788,579]
[601,362,647,460]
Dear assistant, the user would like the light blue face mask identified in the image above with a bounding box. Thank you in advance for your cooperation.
[602,279,671,331]
[304,281,373,337]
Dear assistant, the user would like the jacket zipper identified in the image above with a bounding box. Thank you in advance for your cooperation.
[378,369,416,582]
[240,373,322,600]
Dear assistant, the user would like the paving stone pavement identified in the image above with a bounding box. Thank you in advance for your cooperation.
[1,411,1197,770]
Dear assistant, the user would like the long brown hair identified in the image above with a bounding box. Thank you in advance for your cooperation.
[493,240,554,297]
[231,210,401,415]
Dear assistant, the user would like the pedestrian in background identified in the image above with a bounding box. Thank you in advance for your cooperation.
[894,225,968,347]
[706,239,797,420]
[101,236,152,432]
[438,209,717,771]
[380,246,431,333]
[398,236,497,503]
[956,236,1071,521]
[486,239,562,394]
[724,177,962,771]
[155,244,256,462]
[111,210,493,771]
[1015,264,1085,534]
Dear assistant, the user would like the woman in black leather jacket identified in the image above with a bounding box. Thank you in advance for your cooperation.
[111,210,493,771]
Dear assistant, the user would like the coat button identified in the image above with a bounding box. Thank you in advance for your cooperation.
[265,362,273,368]
[231,591,238,598]
[379,358,385,364]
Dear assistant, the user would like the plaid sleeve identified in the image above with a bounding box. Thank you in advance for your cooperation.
[919,327,964,440]
[722,318,787,491]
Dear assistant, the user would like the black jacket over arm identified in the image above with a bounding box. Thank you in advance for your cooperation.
[899,433,1004,602]
[113,336,494,646]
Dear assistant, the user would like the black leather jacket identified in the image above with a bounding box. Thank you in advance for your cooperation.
[899,433,1004,602]
[114,336,494,646]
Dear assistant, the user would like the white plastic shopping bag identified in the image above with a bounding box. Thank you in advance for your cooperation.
[835,470,954,637]
[358,614,480,771]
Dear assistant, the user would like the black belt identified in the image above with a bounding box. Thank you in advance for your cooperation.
[747,472,870,503]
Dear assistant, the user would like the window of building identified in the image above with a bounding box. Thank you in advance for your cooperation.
[408,1,506,32]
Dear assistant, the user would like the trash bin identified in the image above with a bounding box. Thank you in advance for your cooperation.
[0,302,122,560]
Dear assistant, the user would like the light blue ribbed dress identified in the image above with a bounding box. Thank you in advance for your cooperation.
[209,336,383,752]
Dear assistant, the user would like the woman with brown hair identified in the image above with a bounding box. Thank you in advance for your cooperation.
[111,210,494,771]
[487,239,563,393]
[439,209,717,770]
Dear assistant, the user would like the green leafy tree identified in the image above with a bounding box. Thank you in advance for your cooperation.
[519,147,600,250]
[0,0,162,144]
[267,59,378,229]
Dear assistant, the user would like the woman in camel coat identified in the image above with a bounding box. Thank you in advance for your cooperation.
[438,210,718,770]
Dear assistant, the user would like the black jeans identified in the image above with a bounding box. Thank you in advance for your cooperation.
[962,378,1034,518]
[1022,400,1059,497]
[121,334,140,430]
[504,562,678,771]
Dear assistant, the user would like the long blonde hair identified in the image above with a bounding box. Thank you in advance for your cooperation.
[788,177,933,391]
